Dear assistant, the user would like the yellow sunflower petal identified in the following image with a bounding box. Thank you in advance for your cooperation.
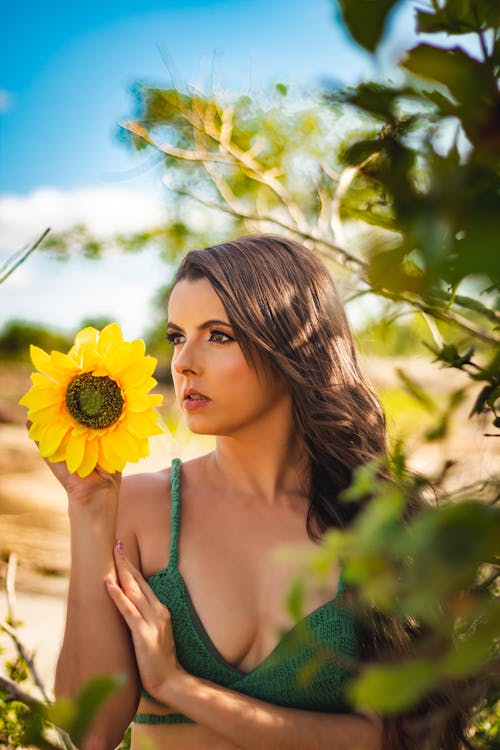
[30,345,65,381]
[76,438,99,478]
[79,347,101,372]
[66,430,88,474]
[50,431,71,462]
[125,409,163,438]
[98,435,126,472]
[20,385,65,411]
[130,338,146,359]
[97,323,123,356]
[108,425,142,463]
[71,326,99,352]
[102,341,133,375]
[118,356,157,389]
[137,437,151,458]
[38,422,71,458]
[125,389,163,412]
[143,376,158,392]
[96,446,117,474]
[30,372,58,388]
[27,403,65,424]
[50,351,80,375]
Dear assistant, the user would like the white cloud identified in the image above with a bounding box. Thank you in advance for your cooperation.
[0,186,170,338]
[0,185,167,254]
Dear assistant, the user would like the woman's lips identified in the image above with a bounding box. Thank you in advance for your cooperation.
[183,395,211,410]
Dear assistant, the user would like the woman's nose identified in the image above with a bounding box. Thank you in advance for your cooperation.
[172,341,201,375]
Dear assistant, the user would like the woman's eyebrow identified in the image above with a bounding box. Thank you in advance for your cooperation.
[167,319,232,332]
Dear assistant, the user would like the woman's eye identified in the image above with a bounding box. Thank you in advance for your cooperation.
[209,330,233,343]
[166,331,184,345]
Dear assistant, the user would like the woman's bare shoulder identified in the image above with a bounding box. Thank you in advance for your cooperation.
[119,466,173,522]
[116,466,172,569]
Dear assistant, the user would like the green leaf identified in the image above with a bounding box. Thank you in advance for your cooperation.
[470,384,495,416]
[348,659,437,713]
[335,0,403,53]
[425,417,449,442]
[286,577,305,623]
[444,604,500,677]
[343,139,383,165]
[54,674,124,745]
[339,457,385,502]
[276,83,288,96]
[416,0,481,35]
[396,368,437,412]
[402,44,494,108]
[476,0,500,27]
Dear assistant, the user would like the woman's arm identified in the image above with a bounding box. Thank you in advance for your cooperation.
[163,673,381,750]
[107,545,382,750]
[54,471,144,750]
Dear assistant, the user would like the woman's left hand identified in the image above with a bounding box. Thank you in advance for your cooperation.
[105,543,185,701]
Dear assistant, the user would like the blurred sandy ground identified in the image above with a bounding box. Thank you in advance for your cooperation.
[0,358,498,696]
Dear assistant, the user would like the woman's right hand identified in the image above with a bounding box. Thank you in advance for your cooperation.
[28,421,121,508]
[46,457,122,507]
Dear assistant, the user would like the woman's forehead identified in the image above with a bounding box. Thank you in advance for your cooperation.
[168,278,228,320]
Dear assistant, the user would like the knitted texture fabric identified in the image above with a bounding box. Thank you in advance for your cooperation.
[134,458,359,725]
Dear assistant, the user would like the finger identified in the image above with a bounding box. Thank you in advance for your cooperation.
[119,549,160,607]
[113,544,159,614]
[105,575,144,631]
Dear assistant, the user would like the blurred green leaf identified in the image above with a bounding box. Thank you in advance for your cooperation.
[348,659,437,713]
[395,368,437,412]
[50,674,123,746]
[286,577,305,623]
[402,44,492,106]
[334,0,403,53]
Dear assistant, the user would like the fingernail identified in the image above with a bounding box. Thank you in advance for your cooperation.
[116,539,124,554]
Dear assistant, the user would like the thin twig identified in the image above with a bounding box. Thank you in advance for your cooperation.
[169,179,367,269]
[0,674,45,708]
[0,228,51,285]
[6,552,17,625]
[3,554,51,703]
[380,289,500,344]
[0,617,51,704]
[420,311,445,349]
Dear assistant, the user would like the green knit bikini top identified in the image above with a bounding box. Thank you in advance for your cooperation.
[133,458,359,726]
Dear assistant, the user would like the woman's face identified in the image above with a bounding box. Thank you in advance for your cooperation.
[167,277,290,436]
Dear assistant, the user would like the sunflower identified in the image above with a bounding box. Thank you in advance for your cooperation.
[19,323,164,477]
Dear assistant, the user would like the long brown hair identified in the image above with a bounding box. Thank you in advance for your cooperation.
[172,233,472,748]
[173,234,386,538]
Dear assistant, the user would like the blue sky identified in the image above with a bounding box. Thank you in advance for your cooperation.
[0,0,419,337]
[1,0,416,194]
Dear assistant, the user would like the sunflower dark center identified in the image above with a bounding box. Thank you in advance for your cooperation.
[65,373,124,429]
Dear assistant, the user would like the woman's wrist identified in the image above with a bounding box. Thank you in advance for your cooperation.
[156,667,194,709]
[67,490,119,537]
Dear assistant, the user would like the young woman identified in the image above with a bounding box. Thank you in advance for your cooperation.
[50,235,386,750]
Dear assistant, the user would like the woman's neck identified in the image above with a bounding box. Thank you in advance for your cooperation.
[207,401,309,508]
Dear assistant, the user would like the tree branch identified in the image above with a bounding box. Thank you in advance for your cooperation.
[168,179,367,270]
[0,674,45,709]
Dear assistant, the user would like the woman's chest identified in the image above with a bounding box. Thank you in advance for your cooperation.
[179,534,305,670]
[141,491,335,673]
